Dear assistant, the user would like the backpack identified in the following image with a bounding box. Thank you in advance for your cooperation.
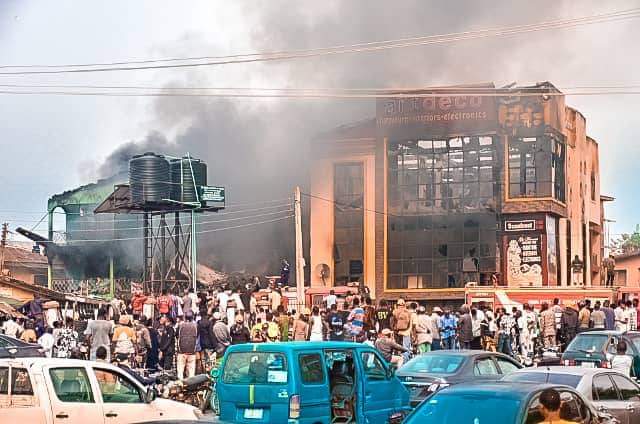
[394,309,411,331]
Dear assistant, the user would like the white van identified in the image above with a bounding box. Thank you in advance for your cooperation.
[0,357,202,423]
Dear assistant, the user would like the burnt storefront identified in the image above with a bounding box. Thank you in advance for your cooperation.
[309,82,606,303]
[380,89,501,293]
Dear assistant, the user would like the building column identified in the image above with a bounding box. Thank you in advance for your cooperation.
[585,222,591,286]
[559,218,568,286]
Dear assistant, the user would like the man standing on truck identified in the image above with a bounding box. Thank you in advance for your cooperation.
[603,255,616,287]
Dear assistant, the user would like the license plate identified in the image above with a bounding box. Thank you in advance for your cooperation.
[244,409,264,419]
[581,362,595,368]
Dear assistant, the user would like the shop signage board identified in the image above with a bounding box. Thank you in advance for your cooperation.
[506,234,543,286]
[200,186,226,209]
[376,88,498,138]
[504,220,536,232]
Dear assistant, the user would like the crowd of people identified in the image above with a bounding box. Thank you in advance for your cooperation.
[1,284,640,380]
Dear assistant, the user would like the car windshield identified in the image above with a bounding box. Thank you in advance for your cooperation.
[402,354,465,374]
[502,372,582,388]
[222,352,288,384]
[408,392,521,423]
[566,334,608,353]
[629,336,640,353]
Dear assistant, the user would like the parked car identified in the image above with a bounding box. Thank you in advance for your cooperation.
[216,341,410,423]
[561,331,640,376]
[0,357,202,424]
[503,367,640,424]
[0,334,44,358]
[403,381,618,424]
[396,350,522,407]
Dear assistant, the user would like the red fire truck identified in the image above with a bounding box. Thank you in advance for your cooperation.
[464,286,617,311]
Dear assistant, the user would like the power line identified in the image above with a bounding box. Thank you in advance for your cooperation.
[34,213,294,244]
[52,207,292,234]
[0,197,291,217]
[2,89,640,98]
[301,192,400,218]
[1,8,638,75]
[3,83,640,92]
[0,202,292,225]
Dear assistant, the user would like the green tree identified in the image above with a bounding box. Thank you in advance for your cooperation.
[612,225,640,254]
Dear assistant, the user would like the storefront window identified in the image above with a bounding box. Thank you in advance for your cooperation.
[508,134,565,201]
[334,163,364,285]
[388,137,500,289]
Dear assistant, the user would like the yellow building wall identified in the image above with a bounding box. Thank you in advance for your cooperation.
[310,152,376,291]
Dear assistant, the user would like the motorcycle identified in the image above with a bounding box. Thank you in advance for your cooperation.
[159,373,213,412]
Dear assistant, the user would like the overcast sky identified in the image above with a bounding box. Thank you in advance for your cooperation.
[1,0,639,246]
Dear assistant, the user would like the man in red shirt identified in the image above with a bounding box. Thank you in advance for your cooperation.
[157,289,172,316]
[131,291,148,320]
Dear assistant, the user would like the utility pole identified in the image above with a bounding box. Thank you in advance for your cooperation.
[0,223,7,276]
[294,187,305,306]
[191,210,197,293]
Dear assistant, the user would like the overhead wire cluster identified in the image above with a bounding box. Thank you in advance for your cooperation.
[0,7,639,77]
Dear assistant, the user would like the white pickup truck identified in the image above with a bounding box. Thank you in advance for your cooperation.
[0,357,203,423]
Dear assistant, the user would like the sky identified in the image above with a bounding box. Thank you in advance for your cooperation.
[0,0,639,257]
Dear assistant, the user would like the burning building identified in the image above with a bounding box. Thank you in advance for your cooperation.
[308,82,609,305]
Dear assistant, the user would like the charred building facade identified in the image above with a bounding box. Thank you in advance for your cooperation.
[309,82,606,305]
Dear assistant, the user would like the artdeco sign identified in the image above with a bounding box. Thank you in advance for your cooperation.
[376,92,497,138]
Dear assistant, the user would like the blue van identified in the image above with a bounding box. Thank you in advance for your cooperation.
[216,341,410,423]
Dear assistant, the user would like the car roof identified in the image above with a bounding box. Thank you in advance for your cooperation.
[406,349,513,358]
[226,341,368,352]
[436,381,558,399]
[575,330,640,336]
[511,366,624,377]
[0,357,122,371]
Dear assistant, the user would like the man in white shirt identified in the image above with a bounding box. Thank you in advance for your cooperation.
[615,301,629,332]
[270,289,282,312]
[2,317,22,338]
[324,290,337,309]
[611,340,633,376]
[217,288,229,315]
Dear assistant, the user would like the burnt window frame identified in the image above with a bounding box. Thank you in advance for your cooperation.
[508,133,565,202]
[333,162,365,286]
[387,136,499,290]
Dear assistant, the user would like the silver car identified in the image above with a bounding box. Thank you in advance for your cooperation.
[503,367,640,424]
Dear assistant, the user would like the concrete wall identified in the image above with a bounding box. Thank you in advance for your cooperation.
[616,255,640,288]
[0,282,34,304]
[564,107,603,286]
[309,138,376,291]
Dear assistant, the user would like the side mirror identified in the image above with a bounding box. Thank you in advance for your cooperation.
[145,387,157,403]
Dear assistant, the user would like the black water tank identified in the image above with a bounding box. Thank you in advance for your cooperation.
[170,157,207,203]
[129,152,171,204]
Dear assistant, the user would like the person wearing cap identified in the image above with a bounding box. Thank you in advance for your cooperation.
[392,298,414,362]
[561,300,580,346]
[430,307,443,350]
[230,314,251,345]
[375,328,408,368]
[213,312,231,358]
[414,306,434,353]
